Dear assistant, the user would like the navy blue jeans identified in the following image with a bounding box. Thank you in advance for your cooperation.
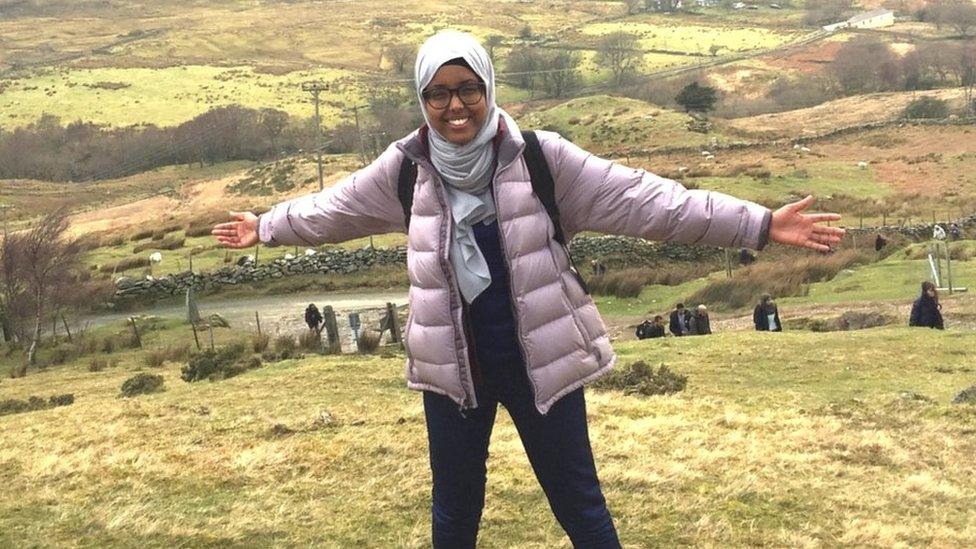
[423,219,620,548]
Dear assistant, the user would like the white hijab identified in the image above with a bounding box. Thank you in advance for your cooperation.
[415,31,504,303]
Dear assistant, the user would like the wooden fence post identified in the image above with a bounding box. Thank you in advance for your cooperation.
[208,321,215,351]
[190,322,201,351]
[128,317,142,348]
[60,313,72,342]
[254,311,262,336]
[386,302,402,345]
[322,305,340,354]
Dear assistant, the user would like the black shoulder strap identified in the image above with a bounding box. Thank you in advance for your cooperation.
[521,130,566,246]
[397,157,418,229]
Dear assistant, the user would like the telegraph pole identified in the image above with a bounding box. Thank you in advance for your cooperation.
[301,82,329,191]
[349,104,370,167]
[0,204,11,237]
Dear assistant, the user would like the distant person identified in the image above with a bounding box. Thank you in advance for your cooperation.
[874,233,887,252]
[211,30,843,547]
[753,294,782,332]
[933,224,947,241]
[669,303,691,336]
[739,248,756,266]
[590,259,607,276]
[304,303,323,332]
[689,304,711,335]
[909,281,944,330]
[949,223,961,241]
[636,315,666,339]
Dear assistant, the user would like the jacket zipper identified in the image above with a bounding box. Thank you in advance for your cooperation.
[430,173,478,411]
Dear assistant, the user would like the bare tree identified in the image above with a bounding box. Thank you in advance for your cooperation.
[539,50,582,97]
[595,32,644,86]
[948,41,976,111]
[260,108,289,155]
[386,43,417,74]
[484,35,505,64]
[5,211,82,367]
[830,37,902,94]
[930,0,976,37]
[505,46,544,89]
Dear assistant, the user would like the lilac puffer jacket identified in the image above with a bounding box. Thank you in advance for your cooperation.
[258,113,770,413]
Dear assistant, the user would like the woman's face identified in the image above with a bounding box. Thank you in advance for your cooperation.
[423,64,488,146]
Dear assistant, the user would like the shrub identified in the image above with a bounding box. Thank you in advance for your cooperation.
[274,334,297,358]
[903,97,949,120]
[251,332,270,353]
[49,394,74,407]
[120,373,165,397]
[953,386,976,405]
[144,348,167,368]
[184,224,213,238]
[593,361,687,396]
[8,364,27,378]
[298,330,323,352]
[50,343,79,365]
[358,330,382,354]
[685,249,872,310]
[88,357,107,372]
[100,256,151,273]
[181,342,253,382]
[589,265,714,298]
[133,236,184,253]
[99,336,116,354]
[130,229,154,241]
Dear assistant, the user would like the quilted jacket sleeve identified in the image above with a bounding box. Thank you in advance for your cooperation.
[257,143,406,247]
[537,131,771,250]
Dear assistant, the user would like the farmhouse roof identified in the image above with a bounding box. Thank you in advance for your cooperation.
[848,8,893,24]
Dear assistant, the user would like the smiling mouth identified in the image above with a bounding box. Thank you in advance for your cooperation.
[446,116,470,128]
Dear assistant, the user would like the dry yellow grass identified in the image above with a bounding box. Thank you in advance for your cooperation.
[1,322,974,547]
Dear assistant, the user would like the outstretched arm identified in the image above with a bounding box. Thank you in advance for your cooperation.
[213,143,407,249]
[538,132,844,251]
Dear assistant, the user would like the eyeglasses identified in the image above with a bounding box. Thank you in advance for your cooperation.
[422,82,485,109]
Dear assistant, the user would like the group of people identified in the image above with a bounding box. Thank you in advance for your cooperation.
[637,294,784,340]
[635,303,711,339]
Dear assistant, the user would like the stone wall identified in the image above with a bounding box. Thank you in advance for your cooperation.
[112,236,725,299]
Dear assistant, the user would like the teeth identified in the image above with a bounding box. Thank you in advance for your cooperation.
[447,117,469,126]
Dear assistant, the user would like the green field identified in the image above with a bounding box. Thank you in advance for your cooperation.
[1,316,974,547]
[578,18,803,55]
[693,161,893,204]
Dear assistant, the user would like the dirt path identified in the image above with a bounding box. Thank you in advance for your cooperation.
[82,289,409,352]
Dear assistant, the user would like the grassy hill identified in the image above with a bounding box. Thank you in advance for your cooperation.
[1,316,974,547]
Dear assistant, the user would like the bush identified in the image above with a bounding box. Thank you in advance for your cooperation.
[143,348,167,368]
[903,97,949,120]
[99,336,116,354]
[120,373,165,397]
[357,330,382,354]
[589,265,714,298]
[251,332,270,353]
[100,256,151,273]
[953,385,976,405]
[50,343,79,365]
[181,342,255,382]
[133,236,185,253]
[298,330,323,352]
[593,361,687,396]
[9,363,27,378]
[685,249,872,310]
[274,334,297,357]
[130,229,154,241]
[88,357,107,372]
[0,394,70,416]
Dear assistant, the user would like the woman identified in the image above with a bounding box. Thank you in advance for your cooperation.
[909,281,944,329]
[753,294,782,332]
[212,31,843,548]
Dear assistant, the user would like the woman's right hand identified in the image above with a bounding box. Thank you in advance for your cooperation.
[211,211,260,248]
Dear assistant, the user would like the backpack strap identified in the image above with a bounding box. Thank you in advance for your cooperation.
[521,130,589,294]
[397,157,418,229]
[521,130,566,246]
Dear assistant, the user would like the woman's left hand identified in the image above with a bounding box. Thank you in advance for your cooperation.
[769,195,845,253]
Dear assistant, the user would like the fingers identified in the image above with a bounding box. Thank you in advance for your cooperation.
[229,210,245,221]
[806,213,841,223]
[211,228,238,237]
[813,225,846,238]
[789,195,816,212]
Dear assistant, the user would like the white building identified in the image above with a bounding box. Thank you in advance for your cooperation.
[823,8,895,32]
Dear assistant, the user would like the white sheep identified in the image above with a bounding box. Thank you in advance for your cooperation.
[857,161,868,169]
[705,155,715,162]
[793,144,801,150]
[284,253,295,260]
[305,248,317,256]
[677,166,689,172]
[800,146,811,153]
[700,150,711,156]
[149,251,162,263]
